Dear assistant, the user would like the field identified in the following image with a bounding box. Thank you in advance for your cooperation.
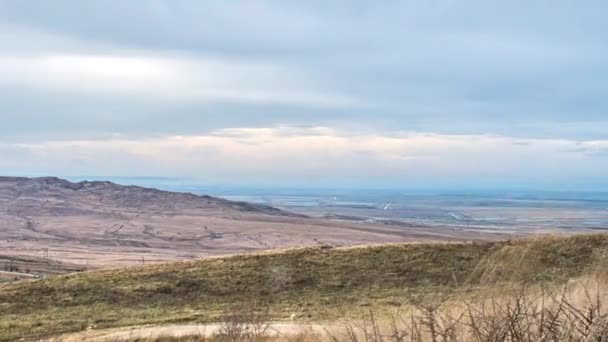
[213,188,608,234]
[1,234,607,341]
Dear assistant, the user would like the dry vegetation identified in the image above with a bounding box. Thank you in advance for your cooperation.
[101,277,608,341]
[1,234,607,341]
[324,276,608,342]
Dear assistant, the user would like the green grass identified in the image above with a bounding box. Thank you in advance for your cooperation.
[1,234,607,341]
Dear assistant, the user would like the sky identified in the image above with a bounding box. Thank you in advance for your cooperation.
[0,1,607,189]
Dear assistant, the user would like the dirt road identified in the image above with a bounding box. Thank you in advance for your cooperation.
[44,322,333,341]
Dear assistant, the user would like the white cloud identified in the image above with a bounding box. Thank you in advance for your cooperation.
[1,127,606,185]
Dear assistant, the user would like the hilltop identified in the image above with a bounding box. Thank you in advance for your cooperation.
[0,233,606,341]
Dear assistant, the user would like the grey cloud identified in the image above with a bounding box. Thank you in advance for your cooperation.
[0,0,608,141]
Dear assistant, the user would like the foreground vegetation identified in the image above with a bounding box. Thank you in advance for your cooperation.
[109,275,608,341]
[1,234,607,341]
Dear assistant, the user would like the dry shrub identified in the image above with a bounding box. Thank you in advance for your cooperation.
[124,335,208,342]
[215,306,273,341]
[328,275,608,342]
[118,276,608,342]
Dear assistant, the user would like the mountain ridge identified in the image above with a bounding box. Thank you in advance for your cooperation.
[0,176,301,217]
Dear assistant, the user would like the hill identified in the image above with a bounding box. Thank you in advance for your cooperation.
[0,177,505,269]
[0,233,606,341]
[0,176,297,216]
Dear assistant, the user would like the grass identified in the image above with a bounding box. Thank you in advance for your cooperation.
[1,234,607,341]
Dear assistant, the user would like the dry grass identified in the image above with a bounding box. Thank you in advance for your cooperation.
[1,234,608,341]
[323,274,608,341]
[122,275,608,341]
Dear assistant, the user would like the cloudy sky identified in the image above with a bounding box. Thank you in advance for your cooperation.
[1,1,607,188]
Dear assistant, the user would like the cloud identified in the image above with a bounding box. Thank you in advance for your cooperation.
[1,1,608,186]
[0,54,361,107]
[2,127,607,186]
[561,141,608,157]
[0,1,607,142]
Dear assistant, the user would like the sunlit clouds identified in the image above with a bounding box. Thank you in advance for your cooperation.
[2,127,606,187]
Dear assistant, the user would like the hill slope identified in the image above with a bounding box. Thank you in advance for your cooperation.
[0,234,606,341]
[0,176,296,216]
[0,177,505,268]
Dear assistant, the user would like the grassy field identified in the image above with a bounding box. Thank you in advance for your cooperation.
[1,234,607,341]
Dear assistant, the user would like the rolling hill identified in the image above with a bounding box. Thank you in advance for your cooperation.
[0,233,606,341]
[0,177,505,269]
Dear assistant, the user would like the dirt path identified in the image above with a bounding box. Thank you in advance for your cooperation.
[0,270,38,278]
[44,322,332,341]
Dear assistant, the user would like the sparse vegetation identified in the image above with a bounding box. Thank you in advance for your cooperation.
[0,234,607,341]
[109,277,608,341]
[324,276,608,341]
